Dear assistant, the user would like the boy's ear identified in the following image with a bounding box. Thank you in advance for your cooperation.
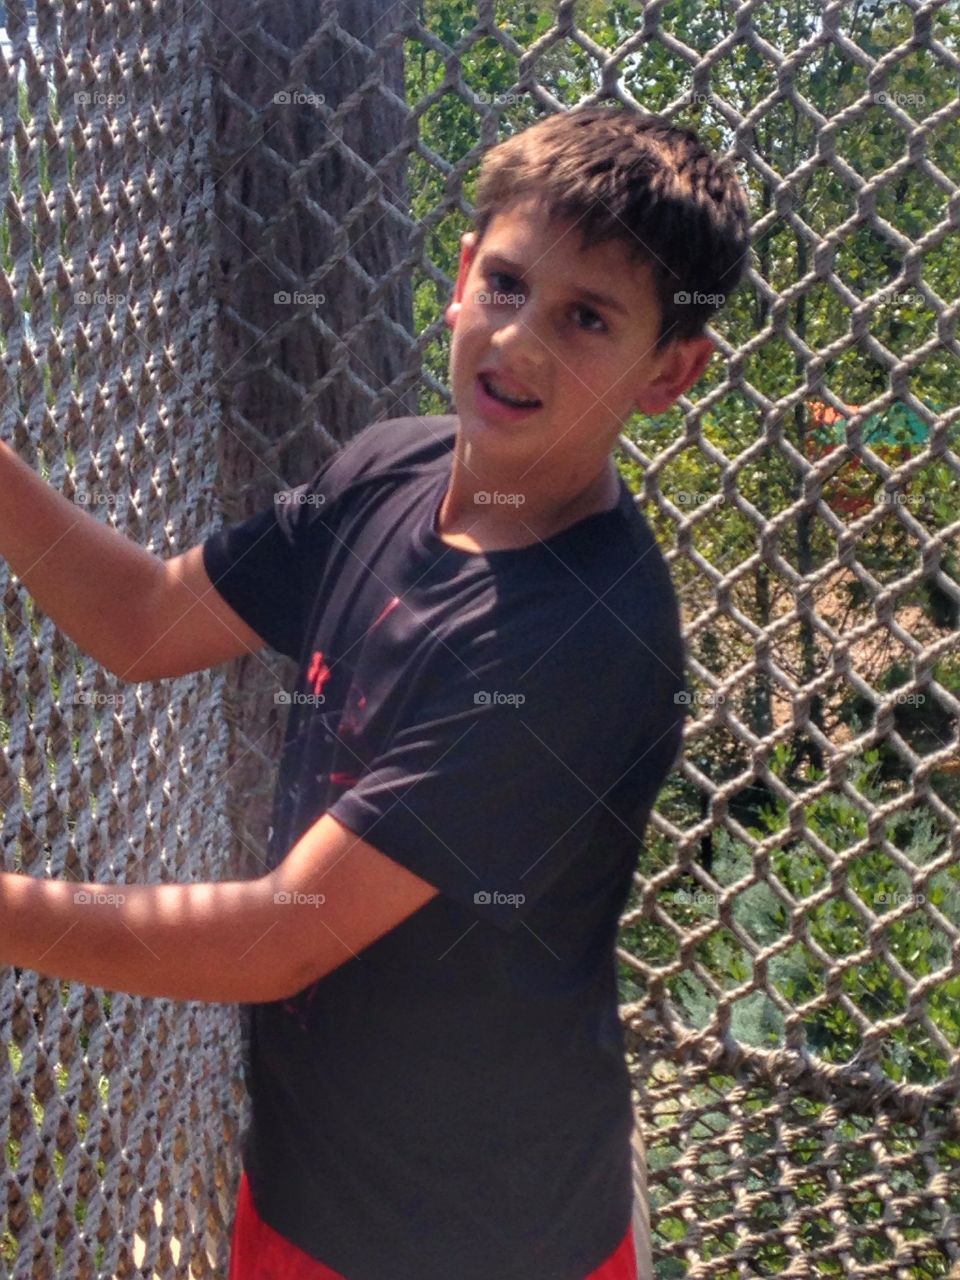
[633,335,716,416]
[444,231,478,329]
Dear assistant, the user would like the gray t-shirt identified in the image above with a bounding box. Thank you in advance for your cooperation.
[202,414,685,1280]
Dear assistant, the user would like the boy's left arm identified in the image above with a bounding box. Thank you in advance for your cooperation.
[0,813,438,1003]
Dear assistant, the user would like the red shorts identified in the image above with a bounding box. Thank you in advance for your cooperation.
[229,1169,638,1279]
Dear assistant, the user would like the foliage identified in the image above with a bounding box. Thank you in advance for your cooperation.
[620,746,960,1078]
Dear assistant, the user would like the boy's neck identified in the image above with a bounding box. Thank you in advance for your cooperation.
[435,441,621,553]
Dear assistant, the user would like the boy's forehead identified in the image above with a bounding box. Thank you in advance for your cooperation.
[482,196,619,260]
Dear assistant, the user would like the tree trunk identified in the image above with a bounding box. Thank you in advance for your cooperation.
[206,0,416,881]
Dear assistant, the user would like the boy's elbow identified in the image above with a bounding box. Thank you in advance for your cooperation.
[102,659,144,685]
[238,880,321,1004]
[245,956,311,1004]
[100,641,151,685]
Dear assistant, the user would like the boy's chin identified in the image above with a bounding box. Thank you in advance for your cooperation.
[457,406,537,440]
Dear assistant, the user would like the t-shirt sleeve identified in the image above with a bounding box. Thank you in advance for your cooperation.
[201,472,332,661]
[328,613,685,931]
[200,417,439,660]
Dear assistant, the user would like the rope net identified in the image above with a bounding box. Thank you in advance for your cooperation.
[0,0,243,1275]
[0,0,958,1275]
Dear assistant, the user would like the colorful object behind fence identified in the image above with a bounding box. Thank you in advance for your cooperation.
[804,399,935,515]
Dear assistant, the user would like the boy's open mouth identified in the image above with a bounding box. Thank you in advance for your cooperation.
[478,372,542,409]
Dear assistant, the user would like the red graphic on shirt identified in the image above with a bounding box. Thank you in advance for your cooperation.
[336,689,367,739]
[332,594,398,750]
[331,684,367,789]
[307,649,332,697]
[372,594,401,629]
[281,596,404,1030]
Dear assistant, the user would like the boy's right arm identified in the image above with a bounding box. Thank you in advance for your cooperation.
[0,439,267,683]
[131,544,268,682]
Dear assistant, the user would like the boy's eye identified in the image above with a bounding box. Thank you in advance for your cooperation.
[572,304,607,334]
[487,270,519,294]
[483,272,607,333]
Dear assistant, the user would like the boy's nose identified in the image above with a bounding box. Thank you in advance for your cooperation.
[490,312,549,382]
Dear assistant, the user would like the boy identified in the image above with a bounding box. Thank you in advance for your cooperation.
[0,105,750,1277]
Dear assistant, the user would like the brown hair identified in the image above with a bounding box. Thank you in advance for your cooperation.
[471,105,751,351]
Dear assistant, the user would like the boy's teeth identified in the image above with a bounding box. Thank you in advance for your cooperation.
[484,374,538,407]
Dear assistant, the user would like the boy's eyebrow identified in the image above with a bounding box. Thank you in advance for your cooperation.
[480,252,630,318]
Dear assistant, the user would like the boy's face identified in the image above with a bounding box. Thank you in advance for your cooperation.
[444,195,714,473]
